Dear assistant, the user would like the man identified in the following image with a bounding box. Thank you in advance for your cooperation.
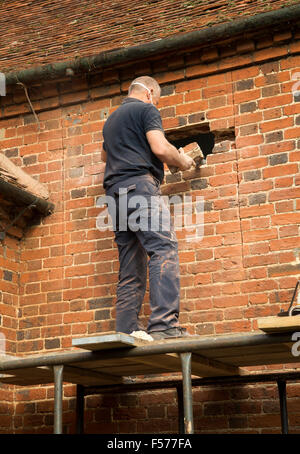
[101,76,194,340]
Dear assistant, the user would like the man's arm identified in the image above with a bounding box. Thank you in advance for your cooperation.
[146,130,194,171]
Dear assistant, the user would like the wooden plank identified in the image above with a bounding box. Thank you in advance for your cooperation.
[88,352,240,379]
[192,339,296,369]
[0,366,52,379]
[217,350,298,367]
[92,363,160,376]
[91,356,182,376]
[63,365,122,386]
[0,366,53,385]
[126,353,182,374]
[0,152,49,199]
[197,342,292,360]
[78,363,174,376]
[70,340,295,376]
[0,365,123,387]
[191,353,240,377]
[69,357,133,369]
[72,332,151,351]
[0,376,54,386]
[258,316,300,333]
[126,350,240,378]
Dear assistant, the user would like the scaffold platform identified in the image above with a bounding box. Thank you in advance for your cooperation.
[0,330,300,434]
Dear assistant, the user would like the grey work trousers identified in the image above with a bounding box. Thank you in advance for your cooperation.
[106,173,180,334]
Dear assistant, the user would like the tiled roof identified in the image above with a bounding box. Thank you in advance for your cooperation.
[0,0,299,73]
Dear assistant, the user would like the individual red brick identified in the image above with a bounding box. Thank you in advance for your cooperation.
[239,180,272,195]
[155,69,184,84]
[258,94,293,109]
[219,54,252,72]
[201,47,219,61]
[208,96,227,109]
[238,123,258,137]
[236,40,255,54]
[248,267,267,279]
[209,173,237,187]
[269,187,300,202]
[234,89,261,104]
[206,105,234,119]
[259,117,294,133]
[262,107,283,121]
[213,295,248,308]
[176,100,208,115]
[236,134,264,148]
[270,236,300,251]
[260,140,295,155]
[215,320,251,334]
[284,127,300,139]
[284,103,300,116]
[254,44,288,62]
[274,176,294,189]
[243,228,278,243]
[175,78,207,93]
[186,61,219,78]
[158,94,183,107]
[289,150,300,161]
[231,66,259,82]
[238,156,268,171]
[263,164,298,179]
[240,204,275,218]
[202,84,233,99]
[236,111,263,126]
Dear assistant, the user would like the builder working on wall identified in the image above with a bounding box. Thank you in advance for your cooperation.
[101,76,195,341]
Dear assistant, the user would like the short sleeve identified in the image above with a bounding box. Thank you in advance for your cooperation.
[142,104,164,133]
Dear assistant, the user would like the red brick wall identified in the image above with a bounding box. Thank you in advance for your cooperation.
[0,209,20,431]
[1,28,300,433]
[0,234,19,354]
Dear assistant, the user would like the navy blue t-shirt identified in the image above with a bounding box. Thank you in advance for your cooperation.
[102,97,164,189]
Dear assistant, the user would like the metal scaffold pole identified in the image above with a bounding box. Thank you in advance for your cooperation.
[53,365,64,434]
[180,352,194,434]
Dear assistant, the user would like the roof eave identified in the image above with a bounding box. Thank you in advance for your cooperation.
[5,3,300,86]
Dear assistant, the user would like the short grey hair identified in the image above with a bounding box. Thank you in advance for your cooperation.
[128,76,161,97]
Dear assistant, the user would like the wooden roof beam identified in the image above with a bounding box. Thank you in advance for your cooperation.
[0,152,54,217]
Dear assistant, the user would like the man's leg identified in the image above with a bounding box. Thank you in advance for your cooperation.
[107,174,183,336]
[132,183,181,333]
[139,228,180,334]
[114,229,148,334]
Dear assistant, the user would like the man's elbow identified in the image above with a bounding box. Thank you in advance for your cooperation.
[152,143,170,161]
[152,148,164,160]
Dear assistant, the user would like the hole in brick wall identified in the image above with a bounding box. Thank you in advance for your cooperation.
[165,122,235,159]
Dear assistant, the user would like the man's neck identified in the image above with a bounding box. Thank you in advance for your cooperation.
[128,94,149,104]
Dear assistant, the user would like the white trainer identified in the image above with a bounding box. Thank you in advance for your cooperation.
[130,331,154,341]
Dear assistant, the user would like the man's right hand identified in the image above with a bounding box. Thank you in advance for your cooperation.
[178,148,196,171]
